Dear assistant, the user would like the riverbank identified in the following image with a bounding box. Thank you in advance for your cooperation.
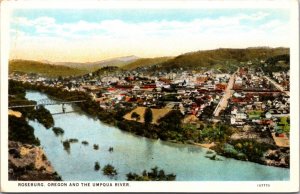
[8,80,61,180]
[8,141,62,181]
[22,90,289,181]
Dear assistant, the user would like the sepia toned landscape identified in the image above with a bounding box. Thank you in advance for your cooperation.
[7,8,290,181]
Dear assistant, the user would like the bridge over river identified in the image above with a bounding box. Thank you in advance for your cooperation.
[9,99,86,109]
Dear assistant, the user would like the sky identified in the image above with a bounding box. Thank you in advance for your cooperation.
[9,9,290,62]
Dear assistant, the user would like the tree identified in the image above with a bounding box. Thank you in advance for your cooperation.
[52,127,64,136]
[131,112,140,121]
[94,162,100,171]
[158,110,183,131]
[126,167,176,181]
[102,164,117,176]
[144,107,153,125]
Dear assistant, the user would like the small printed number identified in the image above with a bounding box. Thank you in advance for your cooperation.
[257,184,270,187]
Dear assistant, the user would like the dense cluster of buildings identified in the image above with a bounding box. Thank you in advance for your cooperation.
[9,66,290,148]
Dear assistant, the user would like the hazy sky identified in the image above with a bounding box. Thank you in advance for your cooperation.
[10,9,290,62]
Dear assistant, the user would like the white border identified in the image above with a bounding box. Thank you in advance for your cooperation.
[1,0,299,192]
[1,0,10,192]
[0,0,294,9]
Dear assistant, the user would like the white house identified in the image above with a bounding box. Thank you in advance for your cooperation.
[235,76,243,85]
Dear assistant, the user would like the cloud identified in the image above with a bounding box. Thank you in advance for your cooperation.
[238,12,270,21]
[11,11,274,38]
[10,12,289,62]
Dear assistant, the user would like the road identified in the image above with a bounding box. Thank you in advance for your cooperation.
[263,76,290,96]
[213,70,237,117]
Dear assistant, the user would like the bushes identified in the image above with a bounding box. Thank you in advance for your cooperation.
[231,139,276,163]
[52,127,64,136]
[158,110,183,132]
[81,141,89,145]
[94,162,100,171]
[34,106,54,129]
[199,124,233,143]
[61,139,79,154]
[117,120,145,135]
[62,140,70,153]
[126,167,176,181]
[93,144,99,150]
[9,80,26,99]
[9,116,40,146]
[213,139,276,163]
[102,164,117,177]
[117,115,234,144]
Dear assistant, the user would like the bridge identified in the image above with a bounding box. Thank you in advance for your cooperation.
[9,99,86,109]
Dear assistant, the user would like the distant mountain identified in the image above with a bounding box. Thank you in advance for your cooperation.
[122,57,173,70]
[53,55,140,71]
[10,47,289,77]
[9,59,88,77]
[110,55,140,62]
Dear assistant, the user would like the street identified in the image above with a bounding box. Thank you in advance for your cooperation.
[264,76,290,96]
[213,70,236,117]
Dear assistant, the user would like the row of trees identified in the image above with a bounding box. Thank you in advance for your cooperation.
[126,167,176,181]
[8,80,40,145]
[127,107,236,145]
[212,139,277,164]
[9,116,40,146]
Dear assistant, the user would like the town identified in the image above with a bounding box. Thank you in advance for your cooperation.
[9,61,290,167]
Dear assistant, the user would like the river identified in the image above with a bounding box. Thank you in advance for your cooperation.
[25,91,289,181]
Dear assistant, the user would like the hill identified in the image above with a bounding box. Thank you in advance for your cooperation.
[54,55,139,71]
[10,47,289,77]
[262,54,290,74]
[156,47,289,72]
[9,60,88,77]
[122,57,172,70]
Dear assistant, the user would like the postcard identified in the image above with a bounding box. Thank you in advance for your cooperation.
[0,0,299,192]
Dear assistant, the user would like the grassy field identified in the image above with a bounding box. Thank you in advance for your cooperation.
[123,106,172,125]
[9,60,88,78]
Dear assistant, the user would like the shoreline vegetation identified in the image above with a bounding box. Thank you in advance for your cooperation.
[8,81,61,181]
[9,80,289,169]
[126,167,176,181]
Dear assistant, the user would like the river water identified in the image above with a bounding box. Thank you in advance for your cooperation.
[26,91,289,181]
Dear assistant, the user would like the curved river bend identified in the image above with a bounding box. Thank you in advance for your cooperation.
[26,91,289,181]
